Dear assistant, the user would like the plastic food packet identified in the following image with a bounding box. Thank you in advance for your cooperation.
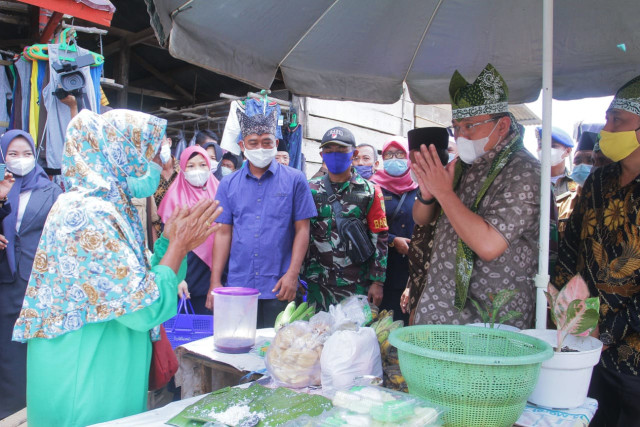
[265,321,330,389]
[324,386,445,426]
[328,295,373,331]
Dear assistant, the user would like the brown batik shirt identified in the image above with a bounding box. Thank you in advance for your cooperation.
[414,135,541,329]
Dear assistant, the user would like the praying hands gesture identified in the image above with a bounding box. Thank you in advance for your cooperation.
[411,144,457,201]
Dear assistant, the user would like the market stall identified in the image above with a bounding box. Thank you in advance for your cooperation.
[128,295,599,426]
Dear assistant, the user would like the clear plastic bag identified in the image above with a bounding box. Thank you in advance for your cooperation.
[320,328,382,394]
[265,321,329,389]
[328,295,373,331]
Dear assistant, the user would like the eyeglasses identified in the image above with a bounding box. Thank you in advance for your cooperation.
[382,151,407,160]
[447,117,499,137]
[244,139,276,149]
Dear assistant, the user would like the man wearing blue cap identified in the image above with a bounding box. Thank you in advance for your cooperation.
[536,126,577,236]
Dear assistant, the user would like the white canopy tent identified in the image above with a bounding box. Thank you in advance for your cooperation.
[147,0,640,328]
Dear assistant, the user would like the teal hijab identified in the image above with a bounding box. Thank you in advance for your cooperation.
[13,109,167,341]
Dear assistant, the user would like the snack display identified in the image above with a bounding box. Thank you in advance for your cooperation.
[265,321,330,388]
[329,386,442,426]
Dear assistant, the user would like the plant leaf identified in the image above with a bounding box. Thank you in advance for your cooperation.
[564,300,600,338]
[553,275,590,328]
[498,310,523,324]
[544,291,557,326]
[470,298,490,324]
[492,289,518,311]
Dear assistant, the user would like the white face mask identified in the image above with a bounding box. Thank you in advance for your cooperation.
[221,166,233,176]
[549,148,566,166]
[209,159,220,173]
[243,146,276,169]
[455,121,499,164]
[159,145,171,164]
[410,169,418,183]
[7,157,36,176]
[184,169,209,187]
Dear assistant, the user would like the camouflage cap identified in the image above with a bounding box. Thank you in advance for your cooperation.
[449,63,509,120]
[236,109,278,138]
[608,75,640,117]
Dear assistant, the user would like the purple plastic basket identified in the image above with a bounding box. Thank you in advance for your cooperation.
[163,297,213,349]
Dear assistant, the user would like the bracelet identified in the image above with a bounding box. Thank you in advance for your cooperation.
[416,189,436,205]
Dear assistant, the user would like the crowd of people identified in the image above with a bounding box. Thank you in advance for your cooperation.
[0,65,638,426]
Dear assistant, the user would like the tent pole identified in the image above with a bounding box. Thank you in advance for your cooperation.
[535,0,553,330]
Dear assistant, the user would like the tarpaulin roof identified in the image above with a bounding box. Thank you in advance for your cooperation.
[147,0,639,105]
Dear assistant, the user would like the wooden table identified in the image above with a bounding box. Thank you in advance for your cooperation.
[174,329,275,398]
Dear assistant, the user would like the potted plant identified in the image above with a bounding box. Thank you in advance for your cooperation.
[468,289,522,331]
[521,275,603,409]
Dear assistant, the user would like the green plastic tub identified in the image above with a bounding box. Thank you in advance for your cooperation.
[389,325,553,427]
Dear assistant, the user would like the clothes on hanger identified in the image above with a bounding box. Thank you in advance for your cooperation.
[220,100,243,155]
[0,65,11,134]
[42,44,98,170]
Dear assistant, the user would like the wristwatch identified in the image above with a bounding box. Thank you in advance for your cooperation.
[415,189,436,205]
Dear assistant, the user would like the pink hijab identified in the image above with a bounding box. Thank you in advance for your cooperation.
[158,145,219,267]
[371,139,418,195]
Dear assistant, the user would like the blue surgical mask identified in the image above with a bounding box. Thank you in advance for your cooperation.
[323,151,354,174]
[126,161,162,198]
[383,159,408,176]
[448,153,456,163]
[570,164,592,186]
[355,165,374,179]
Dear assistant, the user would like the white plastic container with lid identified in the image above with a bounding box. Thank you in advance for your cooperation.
[213,287,260,353]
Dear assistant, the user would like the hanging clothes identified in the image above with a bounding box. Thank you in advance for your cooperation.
[220,100,242,155]
[28,60,41,139]
[89,65,102,114]
[14,58,31,132]
[0,65,12,134]
[281,123,303,170]
[42,44,98,171]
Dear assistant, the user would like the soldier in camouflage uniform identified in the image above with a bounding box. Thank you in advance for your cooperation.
[302,127,389,310]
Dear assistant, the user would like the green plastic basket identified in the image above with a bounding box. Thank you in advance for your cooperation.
[389,325,553,427]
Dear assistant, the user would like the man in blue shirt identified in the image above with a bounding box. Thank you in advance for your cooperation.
[207,110,317,327]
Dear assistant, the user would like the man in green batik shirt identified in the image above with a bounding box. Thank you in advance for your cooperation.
[554,75,640,427]
[302,127,388,311]
[411,64,541,329]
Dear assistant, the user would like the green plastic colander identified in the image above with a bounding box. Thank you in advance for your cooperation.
[389,325,553,427]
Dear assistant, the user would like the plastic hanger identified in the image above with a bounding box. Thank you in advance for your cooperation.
[22,28,104,66]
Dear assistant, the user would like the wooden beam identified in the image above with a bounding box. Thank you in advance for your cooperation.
[0,38,30,49]
[128,86,178,101]
[104,27,156,57]
[39,11,63,43]
[117,40,130,107]
[130,50,193,101]
[129,64,194,88]
[0,12,29,26]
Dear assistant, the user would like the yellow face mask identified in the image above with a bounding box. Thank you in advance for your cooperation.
[599,128,640,162]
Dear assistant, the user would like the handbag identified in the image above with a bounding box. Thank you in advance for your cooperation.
[148,324,179,391]
[323,175,376,264]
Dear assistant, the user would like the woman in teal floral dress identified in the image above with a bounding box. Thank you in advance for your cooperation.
[12,109,221,426]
